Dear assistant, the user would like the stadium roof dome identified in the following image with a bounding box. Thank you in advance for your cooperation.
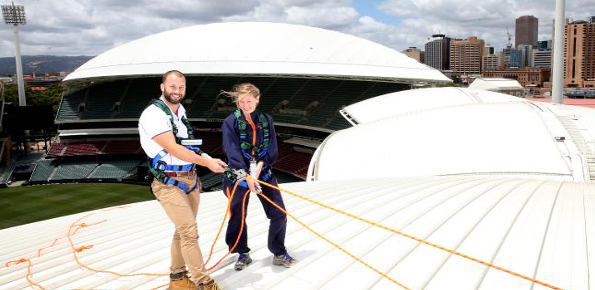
[311,88,595,182]
[63,22,450,84]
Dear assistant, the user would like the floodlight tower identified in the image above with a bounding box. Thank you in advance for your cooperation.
[2,2,27,106]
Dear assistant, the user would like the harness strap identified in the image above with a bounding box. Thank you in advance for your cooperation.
[235,109,270,161]
[149,99,200,193]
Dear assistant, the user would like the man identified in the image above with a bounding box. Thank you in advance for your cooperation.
[138,70,227,290]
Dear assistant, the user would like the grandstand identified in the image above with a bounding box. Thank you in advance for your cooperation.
[0,22,449,188]
[6,21,447,188]
[57,76,408,131]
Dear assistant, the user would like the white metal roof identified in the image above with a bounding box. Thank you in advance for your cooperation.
[340,87,523,125]
[1,177,594,290]
[468,78,524,91]
[312,101,591,182]
[330,88,595,183]
[63,22,451,83]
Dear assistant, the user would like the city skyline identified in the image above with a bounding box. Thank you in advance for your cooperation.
[1,0,594,58]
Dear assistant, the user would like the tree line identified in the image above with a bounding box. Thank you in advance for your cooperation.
[1,84,63,116]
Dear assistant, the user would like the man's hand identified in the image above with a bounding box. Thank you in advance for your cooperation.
[206,158,227,173]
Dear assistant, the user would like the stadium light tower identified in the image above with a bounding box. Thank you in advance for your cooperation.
[2,2,27,106]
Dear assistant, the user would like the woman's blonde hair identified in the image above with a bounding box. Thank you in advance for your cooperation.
[220,83,261,107]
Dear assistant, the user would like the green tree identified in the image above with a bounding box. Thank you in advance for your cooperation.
[1,84,63,116]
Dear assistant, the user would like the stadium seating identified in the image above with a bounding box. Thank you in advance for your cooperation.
[0,162,15,185]
[48,140,141,157]
[48,142,67,156]
[56,89,86,120]
[83,80,128,119]
[50,160,99,180]
[29,159,57,182]
[274,151,312,178]
[102,140,142,154]
[115,78,160,118]
[88,160,143,179]
[56,76,408,131]
[63,142,106,156]
[199,172,224,191]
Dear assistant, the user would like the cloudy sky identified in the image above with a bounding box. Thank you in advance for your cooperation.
[0,0,593,58]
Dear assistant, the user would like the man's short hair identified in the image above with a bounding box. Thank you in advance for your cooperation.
[162,70,185,83]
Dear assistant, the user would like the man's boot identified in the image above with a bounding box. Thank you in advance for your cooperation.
[169,271,198,290]
[198,279,222,290]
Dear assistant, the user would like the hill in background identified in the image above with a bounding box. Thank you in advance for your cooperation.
[0,55,93,76]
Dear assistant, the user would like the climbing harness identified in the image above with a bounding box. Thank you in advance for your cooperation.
[235,109,270,161]
[148,99,202,193]
[225,109,272,188]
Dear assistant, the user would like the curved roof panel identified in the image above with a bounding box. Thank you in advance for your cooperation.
[468,78,524,91]
[341,87,523,125]
[311,102,573,181]
[63,22,450,83]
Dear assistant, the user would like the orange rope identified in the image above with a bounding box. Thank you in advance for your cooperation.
[254,189,412,290]
[37,238,61,257]
[74,245,93,252]
[5,258,27,267]
[67,214,169,278]
[204,181,237,267]
[204,181,251,271]
[251,177,565,290]
[5,214,168,290]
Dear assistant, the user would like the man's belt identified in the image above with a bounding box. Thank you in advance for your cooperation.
[164,171,197,178]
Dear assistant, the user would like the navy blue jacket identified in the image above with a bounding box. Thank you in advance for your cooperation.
[221,110,278,173]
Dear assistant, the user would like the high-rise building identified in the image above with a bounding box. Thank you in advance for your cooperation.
[484,45,495,56]
[482,54,498,71]
[497,51,510,69]
[537,40,552,50]
[532,49,552,68]
[516,15,538,47]
[402,47,424,63]
[502,46,521,68]
[564,19,595,87]
[517,44,534,67]
[450,37,485,74]
[424,34,451,71]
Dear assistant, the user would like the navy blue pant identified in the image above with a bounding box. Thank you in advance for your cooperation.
[223,177,287,256]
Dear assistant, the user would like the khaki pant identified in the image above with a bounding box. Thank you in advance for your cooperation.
[151,174,210,284]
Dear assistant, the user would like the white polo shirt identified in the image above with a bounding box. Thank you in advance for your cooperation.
[138,96,192,167]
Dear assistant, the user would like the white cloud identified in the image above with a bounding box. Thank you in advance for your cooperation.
[377,0,594,50]
[0,0,592,61]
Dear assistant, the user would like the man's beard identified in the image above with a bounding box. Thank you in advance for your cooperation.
[164,90,184,104]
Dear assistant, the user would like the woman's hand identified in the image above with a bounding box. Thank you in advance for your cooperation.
[247,178,261,193]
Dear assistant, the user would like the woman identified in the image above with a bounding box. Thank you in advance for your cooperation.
[221,83,296,271]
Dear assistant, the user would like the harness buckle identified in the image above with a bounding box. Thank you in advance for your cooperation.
[229,168,248,181]
[157,160,168,171]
